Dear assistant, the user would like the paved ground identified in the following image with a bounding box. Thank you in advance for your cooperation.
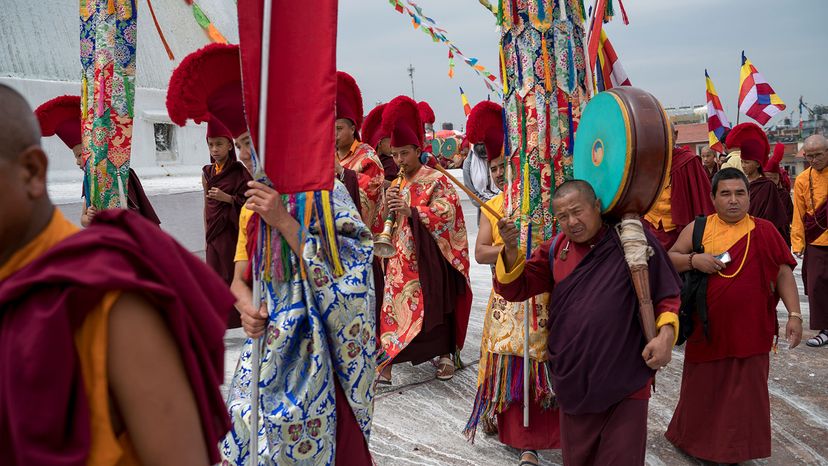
[56,173,828,466]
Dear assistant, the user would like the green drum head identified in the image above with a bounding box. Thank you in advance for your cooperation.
[573,92,631,213]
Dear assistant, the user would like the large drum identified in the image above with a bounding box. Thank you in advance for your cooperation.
[573,87,672,219]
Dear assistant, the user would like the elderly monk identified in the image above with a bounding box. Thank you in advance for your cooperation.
[0,84,232,464]
[495,180,681,466]
[665,167,802,463]
[794,135,828,347]
[643,126,714,250]
[701,146,719,181]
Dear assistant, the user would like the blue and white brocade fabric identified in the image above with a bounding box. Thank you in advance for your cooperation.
[221,181,376,465]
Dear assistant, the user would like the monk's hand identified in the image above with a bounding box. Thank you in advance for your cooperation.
[388,196,411,217]
[498,218,519,253]
[691,253,726,274]
[237,298,269,339]
[207,187,232,203]
[785,317,803,349]
[245,181,289,228]
[642,325,674,370]
[334,158,344,177]
[87,205,98,220]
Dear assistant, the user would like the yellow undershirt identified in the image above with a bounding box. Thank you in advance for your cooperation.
[701,213,756,256]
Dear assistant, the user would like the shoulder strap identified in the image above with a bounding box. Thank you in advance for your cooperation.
[692,215,707,253]
[548,233,562,267]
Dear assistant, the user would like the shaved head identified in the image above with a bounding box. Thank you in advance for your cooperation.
[803,134,827,151]
[0,84,41,160]
[0,84,53,268]
[553,179,598,204]
[803,134,828,171]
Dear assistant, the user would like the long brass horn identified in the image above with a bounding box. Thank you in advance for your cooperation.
[374,168,405,258]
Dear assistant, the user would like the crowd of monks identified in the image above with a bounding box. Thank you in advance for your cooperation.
[1,38,827,466]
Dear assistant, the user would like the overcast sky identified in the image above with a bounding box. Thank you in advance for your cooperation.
[337,0,828,130]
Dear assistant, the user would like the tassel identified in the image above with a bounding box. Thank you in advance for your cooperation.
[499,44,509,95]
[510,0,519,26]
[81,76,88,120]
[541,35,552,92]
[558,0,568,22]
[618,0,629,24]
[497,0,504,25]
[605,0,615,19]
[536,0,545,22]
[567,101,575,155]
[107,0,115,15]
[320,190,344,277]
[578,0,587,21]
[116,171,127,208]
[567,33,575,92]
[146,0,175,60]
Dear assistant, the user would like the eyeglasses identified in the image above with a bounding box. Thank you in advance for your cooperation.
[803,150,826,160]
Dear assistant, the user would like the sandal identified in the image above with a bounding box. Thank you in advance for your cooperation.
[519,449,539,466]
[435,356,455,381]
[806,330,828,347]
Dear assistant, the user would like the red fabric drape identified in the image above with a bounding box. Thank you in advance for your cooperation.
[238,0,337,193]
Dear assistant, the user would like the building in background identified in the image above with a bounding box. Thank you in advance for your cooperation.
[0,0,238,189]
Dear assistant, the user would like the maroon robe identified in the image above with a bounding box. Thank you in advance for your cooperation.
[394,213,471,364]
[203,157,251,328]
[126,168,161,225]
[803,199,828,328]
[749,176,790,244]
[0,209,233,465]
[670,146,715,230]
[495,227,680,414]
[666,218,796,463]
[379,153,399,182]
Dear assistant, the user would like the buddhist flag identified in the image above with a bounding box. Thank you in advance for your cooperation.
[460,87,471,116]
[738,52,785,125]
[705,70,731,153]
[595,29,630,92]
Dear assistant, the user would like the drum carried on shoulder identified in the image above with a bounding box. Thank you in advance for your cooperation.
[573,87,672,342]
[574,86,672,219]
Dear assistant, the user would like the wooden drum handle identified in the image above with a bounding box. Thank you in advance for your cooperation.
[432,163,503,220]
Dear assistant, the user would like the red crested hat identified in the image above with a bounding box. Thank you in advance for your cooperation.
[34,95,82,150]
[362,103,388,149]
[336,71,363,131]
[206,115,233,141]
[383,96,423,149]
[467,101,504,162]
[166,43,248,138]
[725,122,769,166]
[764,143,785,174]
[417,101,435,125]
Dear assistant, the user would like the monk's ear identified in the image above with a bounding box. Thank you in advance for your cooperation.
[19,146,49,199]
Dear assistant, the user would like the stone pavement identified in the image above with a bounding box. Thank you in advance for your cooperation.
[56,174,828,466]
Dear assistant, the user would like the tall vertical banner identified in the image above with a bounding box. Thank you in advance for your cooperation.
[80,0,137,209]
[500,0,590,243]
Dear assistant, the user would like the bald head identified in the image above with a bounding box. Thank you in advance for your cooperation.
[553,179,598,204]
[803,134,828,171]
[0,84,41,160]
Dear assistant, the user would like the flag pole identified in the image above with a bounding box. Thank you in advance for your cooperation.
[736,51,742,125]
[250,0,274,463]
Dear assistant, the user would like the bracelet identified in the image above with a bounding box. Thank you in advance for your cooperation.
[789,313,803,321]
[688,252,697,270]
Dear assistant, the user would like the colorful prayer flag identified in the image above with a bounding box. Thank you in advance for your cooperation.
[595,29,630,92]
[459,87,471,116]
[705,69,731,153]
[738,52,785,125]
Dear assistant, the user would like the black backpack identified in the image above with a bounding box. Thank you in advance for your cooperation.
[676,216,710,346]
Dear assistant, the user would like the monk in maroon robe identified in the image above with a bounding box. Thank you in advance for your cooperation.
[764,143,794,245]
[727,123,791,244]
[665,168,803,463]
[643,141,714,251]
[0,84,232,464]
[495,180,681,466]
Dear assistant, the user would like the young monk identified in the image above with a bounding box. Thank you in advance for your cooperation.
[201,116,252,328]
[0,83,231,464]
